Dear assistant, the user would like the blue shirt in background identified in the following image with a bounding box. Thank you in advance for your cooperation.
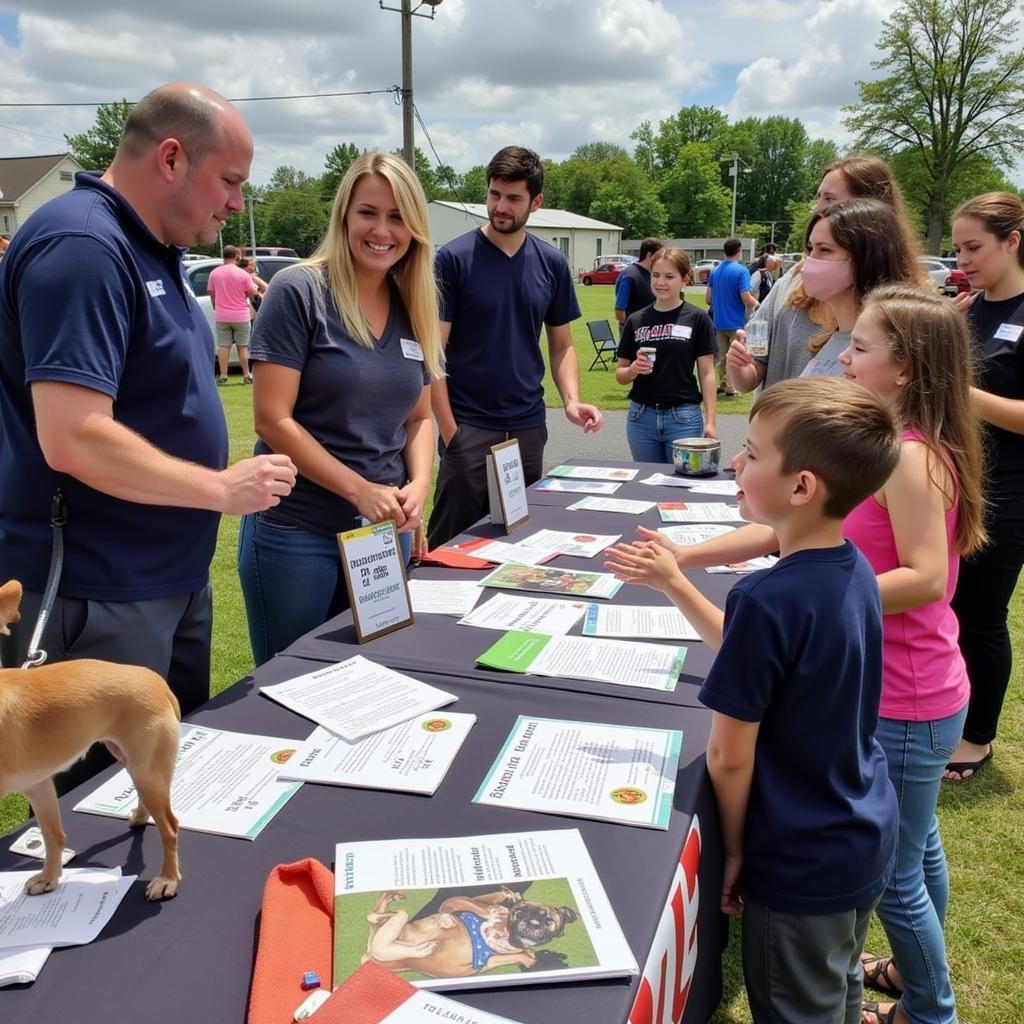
[698,541,898,915]
[707,259,752,331]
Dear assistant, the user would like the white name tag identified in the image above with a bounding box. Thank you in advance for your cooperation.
[994,322,1024,343]
[145,279,166,298]
[400,337,424,361]
[671,324,692,340]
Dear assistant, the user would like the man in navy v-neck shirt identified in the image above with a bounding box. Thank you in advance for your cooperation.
[0,83,296,789]
[428,146,603,548]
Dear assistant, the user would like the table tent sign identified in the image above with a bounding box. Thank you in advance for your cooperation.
[487,438,530,532]
[337,519,414,643]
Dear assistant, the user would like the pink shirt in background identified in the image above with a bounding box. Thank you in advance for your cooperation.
[208,263,256,323]
[843,430,970,722]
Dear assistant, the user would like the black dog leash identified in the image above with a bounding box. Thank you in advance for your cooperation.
[21,489,68,669]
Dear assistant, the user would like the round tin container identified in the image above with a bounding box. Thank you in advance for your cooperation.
[671,437,721,477]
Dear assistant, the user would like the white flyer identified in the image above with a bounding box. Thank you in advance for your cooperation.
[547,465,639,481]
[277,713,476,795]
[383,991,526,1022]
[516,528,620,558]
[582,603,701,641]
[473,716,682,830]
[682,480,740,495]
[458,593,588,635]
[452,538,558,565]
[658,523,737,546]
[477,631,686,691]
[407,579,482,616]
[75,725,302,840]
[706,556,779,574]
[535,478,621,494]
[0,944,51,987]
[333,829,638,992]
[260,656,457,742]
[565,495,657,515]
[638,472,693,488]
[657,501,746,523]
[0,868,134,951]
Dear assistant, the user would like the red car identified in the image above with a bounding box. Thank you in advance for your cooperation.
[579,261,627,285]
[945,268,970,296]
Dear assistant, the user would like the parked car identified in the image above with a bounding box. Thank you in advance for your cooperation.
[579,261,628,286]
[920,256,967,297]
[244,246,299,257]
[592,254,635,268]
[184,255,301,365]
[694,259,720,285]
[182,252,211,264]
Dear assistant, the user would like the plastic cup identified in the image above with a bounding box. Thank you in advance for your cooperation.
[745,321,769,357]
[637,346,657,366]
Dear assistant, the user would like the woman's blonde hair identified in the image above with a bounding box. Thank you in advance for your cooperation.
[953,191,1024,269]
[790,154,930,346]
[296,152,442,379]
[862,284,987,556]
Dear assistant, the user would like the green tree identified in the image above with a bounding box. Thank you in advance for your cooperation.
[658,143,731,237]
[570,141,630,163]
[321,143,363,197]
[457,165,488,203]
[64,99,133,170]
[650,107,730,176]
[844,0,1024,251]
[589,177,667,238]
[784,197,815,251]
[262,186,329,256]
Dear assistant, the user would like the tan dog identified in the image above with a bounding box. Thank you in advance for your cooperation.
[0,579,181,900]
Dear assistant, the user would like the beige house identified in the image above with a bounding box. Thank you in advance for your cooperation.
[428,201,622,277]
[0,154,84,238]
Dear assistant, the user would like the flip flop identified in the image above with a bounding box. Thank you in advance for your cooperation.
[944,748,992,781]
[861,1001,897,1024]
[861,953,902,996]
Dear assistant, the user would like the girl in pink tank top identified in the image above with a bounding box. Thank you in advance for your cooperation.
[837,285,986,1024]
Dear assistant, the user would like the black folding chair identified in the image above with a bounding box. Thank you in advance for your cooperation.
[587,319,618,370]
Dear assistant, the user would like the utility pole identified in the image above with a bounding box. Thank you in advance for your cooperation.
[728,152,752,236]
[379,0,444,170]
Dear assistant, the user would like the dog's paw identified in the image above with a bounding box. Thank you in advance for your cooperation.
[145,876,179,901]
[24,872,59,896]
[128,806,151,828]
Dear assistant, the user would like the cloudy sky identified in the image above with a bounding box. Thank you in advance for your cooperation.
[0,0,931,187]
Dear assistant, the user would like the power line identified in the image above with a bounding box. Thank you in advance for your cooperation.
[0,87,401,109]
[412,102,472,217]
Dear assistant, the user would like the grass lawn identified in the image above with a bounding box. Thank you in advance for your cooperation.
[0,284,1018,1023]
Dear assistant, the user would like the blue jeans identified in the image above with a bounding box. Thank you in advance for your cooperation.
[237,512,412,667]
[874,706,967,1024]
[625,401,704,464]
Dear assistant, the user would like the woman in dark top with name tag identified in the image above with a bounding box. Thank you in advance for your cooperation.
[238,152,443,666]
[944,192,1024,780]
[615,247,717,463]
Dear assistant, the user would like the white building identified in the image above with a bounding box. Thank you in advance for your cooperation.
[428,201,622,276]
[0,154,84,237]
[622,237,759,263]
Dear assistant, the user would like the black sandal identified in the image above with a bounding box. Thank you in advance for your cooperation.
[862,953,902,996]
[861,1000,897,1024]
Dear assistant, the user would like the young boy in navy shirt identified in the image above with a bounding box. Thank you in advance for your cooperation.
[606,377,901,1023]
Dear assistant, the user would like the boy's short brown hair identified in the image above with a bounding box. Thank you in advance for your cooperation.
[750,378,901,518]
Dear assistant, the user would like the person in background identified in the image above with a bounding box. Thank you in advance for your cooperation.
[614,237,663,329]
[238,152,442,667]
[241,256,268,320]
[0,234,9,261]
[727,155,928,393]
[605,377,901,1024]
[427,145,602,550]
[0,83,296,790]
[208,243,257,384]
[705,237,757,395]
[944,192,1024,780]
[615,246,717,462]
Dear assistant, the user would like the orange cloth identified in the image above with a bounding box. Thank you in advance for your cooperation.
[314,961,416,1022]
[246,858,335,1024]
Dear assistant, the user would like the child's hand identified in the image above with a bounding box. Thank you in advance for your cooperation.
[604,540,682,592]
[635,525,695,568]
[720,852,744,915]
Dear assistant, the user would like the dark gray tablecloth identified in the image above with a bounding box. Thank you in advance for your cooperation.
[0,655,724,1024]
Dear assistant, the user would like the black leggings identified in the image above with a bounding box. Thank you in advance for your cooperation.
[951,511,1024,746]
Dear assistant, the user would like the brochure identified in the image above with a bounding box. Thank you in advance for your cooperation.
[75,725,302,840]
[333,828,638,991]
[547,465,638,481]
[706,555,779,574]
[535,478,621,495]
[474,716,682,830]
[315,961,526,1023]
[450,537,558,565]
[477,631,686,691]
[657,501,746,523]
[638,472,692,488]
[479,563,622,600]
[0,868,134,951]
[565,495,657,515]
[407,580,483,616]
[683,479,740,495]
[260,656,457,742]
[458,593,588,635]
[515,528,620,558]
[582,603,701,642]
[277,714,476,796]
[657,523,736,546]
